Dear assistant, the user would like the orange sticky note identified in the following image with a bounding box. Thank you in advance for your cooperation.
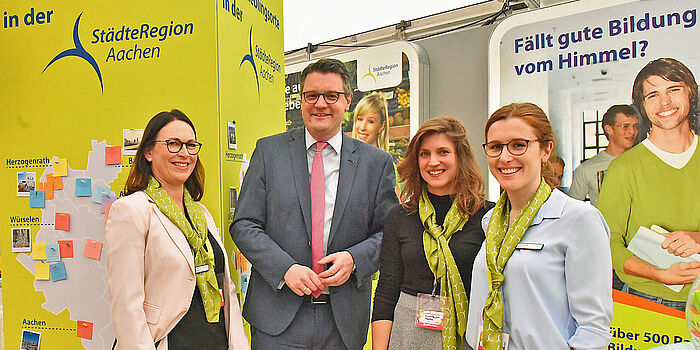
[38,181,54,200]
[49,173,63,190]
[53,158,68,177]
[35,262,50,280]
[55,212,70,231]
[84,239,103,260]
[33,242,47,260]
[104,203,112,223]
[105,146,122,165]
[77,320,93,340]
[58,240,74,258]
[236,251,248,272]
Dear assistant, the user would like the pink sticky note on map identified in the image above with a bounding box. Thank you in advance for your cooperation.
[83,239,103,260]
[104,203,112,222]
[105,146,122,165]
[55,212,70,231]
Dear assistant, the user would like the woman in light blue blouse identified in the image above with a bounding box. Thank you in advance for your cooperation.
[465,103,613,350]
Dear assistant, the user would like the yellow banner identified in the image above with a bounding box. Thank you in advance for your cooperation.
[611,290,691,349]
[0,0,283,348]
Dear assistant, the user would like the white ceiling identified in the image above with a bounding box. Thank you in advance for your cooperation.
[283,0,486,52]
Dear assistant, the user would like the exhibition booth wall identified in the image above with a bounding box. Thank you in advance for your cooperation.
[0,0,697,348]
[0,0,283,348]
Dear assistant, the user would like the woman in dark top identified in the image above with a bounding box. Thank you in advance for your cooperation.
[105,110,248,350]
[372,116,492,350]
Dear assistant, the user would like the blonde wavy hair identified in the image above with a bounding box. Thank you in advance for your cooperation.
[351,92,390,151]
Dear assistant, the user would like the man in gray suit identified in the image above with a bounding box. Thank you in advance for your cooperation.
[231,58,398,349]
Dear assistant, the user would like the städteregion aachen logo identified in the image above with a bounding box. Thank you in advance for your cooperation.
[43,13,103,93]
[362,64,376,84]
[240,26,259,99]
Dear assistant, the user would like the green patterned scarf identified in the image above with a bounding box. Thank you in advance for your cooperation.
[419,191,469,350]
[481,179,551,349]
[144,177,221,323]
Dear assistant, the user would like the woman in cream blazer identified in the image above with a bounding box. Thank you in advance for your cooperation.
[105,110,249,350]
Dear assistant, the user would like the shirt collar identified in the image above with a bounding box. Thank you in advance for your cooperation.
[305,128,343,153]
[530,188,566,225]
[482,188,566,228]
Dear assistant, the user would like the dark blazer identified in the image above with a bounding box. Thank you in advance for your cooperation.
[231,128,398,349]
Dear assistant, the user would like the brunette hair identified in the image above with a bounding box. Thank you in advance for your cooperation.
[352,92,390,151]
[398,116,485,215]
[300,58,352,94]
[632,58,698,136]
[484,103,556,187]
[601,104,637,139]
[124,109,205,200]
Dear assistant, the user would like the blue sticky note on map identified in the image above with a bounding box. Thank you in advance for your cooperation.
[46,244,61,262]
[92,184,110,204]
[50,261,67,282]
[75,178,92,197]
[30,190,45,208]
[240,274,249,293]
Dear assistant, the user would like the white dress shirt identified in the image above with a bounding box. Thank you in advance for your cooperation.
[278,129,343,291]
[466,189,613,350]
[305,128,342,254]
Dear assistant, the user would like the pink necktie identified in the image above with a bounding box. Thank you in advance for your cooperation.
[310,141,328,298]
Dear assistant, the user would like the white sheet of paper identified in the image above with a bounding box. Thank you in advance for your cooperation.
[627,225,700,292]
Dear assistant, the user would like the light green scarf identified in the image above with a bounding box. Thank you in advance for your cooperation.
[144,177,221,323]
[419,191,469,350]
[482,179,551,349]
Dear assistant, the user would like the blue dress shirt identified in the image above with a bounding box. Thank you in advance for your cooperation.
[466,189,613,350]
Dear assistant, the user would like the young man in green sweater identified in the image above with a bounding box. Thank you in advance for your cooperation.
[597,58,700,310]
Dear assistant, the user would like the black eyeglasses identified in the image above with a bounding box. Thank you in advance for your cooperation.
[154,139,202,155]
[483,139,540,157]
[302,91,348,104]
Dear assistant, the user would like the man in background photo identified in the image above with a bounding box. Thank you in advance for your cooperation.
[569,104,639,206]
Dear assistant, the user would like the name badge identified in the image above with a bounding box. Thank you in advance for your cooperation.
[515,242,544,250]
[195,264,209,274]
[415,293,448,331]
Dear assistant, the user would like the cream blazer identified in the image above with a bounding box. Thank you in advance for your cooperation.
[105,191,249,350]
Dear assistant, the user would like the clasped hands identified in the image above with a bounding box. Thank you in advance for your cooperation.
[284,251,355,296]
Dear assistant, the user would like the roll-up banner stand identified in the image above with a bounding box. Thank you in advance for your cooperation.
[489,0,698,348]
[286,41,430,164]
[0,0,283,348]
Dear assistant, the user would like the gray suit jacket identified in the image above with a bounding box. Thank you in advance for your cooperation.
[231,128,398,349]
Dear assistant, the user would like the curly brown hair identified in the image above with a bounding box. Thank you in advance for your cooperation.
[398,116,485,215]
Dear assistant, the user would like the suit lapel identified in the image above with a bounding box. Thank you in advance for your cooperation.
[150,205,195,274]
[329,135,358,244]
[288,129,313,240]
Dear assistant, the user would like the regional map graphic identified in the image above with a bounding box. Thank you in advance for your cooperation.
[16,140,121,350]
